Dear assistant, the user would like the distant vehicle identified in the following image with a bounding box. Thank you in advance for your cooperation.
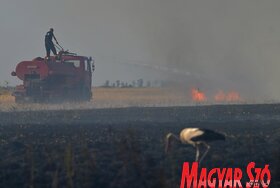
[11,50,95,103]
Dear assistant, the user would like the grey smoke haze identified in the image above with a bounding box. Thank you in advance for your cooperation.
[1,0,280,101]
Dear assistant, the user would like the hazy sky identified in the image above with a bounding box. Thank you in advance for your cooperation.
[2,0,280,100]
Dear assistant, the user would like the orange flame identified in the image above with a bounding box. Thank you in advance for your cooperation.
[214,90,241,102]
[191,88,207,102]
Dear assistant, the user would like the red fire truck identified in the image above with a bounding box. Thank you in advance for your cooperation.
[11,51,95,103]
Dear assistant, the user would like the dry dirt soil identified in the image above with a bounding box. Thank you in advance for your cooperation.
[0,103,279,187]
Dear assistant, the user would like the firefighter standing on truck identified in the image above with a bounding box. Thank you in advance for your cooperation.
[45,28,59,59]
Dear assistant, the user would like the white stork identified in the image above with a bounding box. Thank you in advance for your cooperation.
[165,128,225,163]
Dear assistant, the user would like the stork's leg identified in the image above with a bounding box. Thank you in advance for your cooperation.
[199,142,210,163]
[195,145,200,162]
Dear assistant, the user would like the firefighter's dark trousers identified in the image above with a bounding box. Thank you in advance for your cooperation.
[45,42,57,58]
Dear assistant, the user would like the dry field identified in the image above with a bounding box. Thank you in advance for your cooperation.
[0,87,192,111]
[92,87,191,108]
[0,91,14,104]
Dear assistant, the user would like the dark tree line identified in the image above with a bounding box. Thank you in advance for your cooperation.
[101,79,163,88]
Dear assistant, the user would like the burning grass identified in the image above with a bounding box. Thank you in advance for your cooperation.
[0,87,251,112]
[191,88,207,102]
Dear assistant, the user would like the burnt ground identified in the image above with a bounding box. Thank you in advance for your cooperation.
[0,104,279,187]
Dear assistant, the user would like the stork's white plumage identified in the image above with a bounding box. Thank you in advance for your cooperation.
[165,128,225,163]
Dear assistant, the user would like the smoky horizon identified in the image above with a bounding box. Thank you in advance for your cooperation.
[1,0,280,102]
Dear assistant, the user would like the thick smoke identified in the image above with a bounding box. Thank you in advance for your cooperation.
[67,0,280,101]
[2,0,280,101]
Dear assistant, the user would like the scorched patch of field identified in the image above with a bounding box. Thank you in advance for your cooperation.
[0,104,279,187]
